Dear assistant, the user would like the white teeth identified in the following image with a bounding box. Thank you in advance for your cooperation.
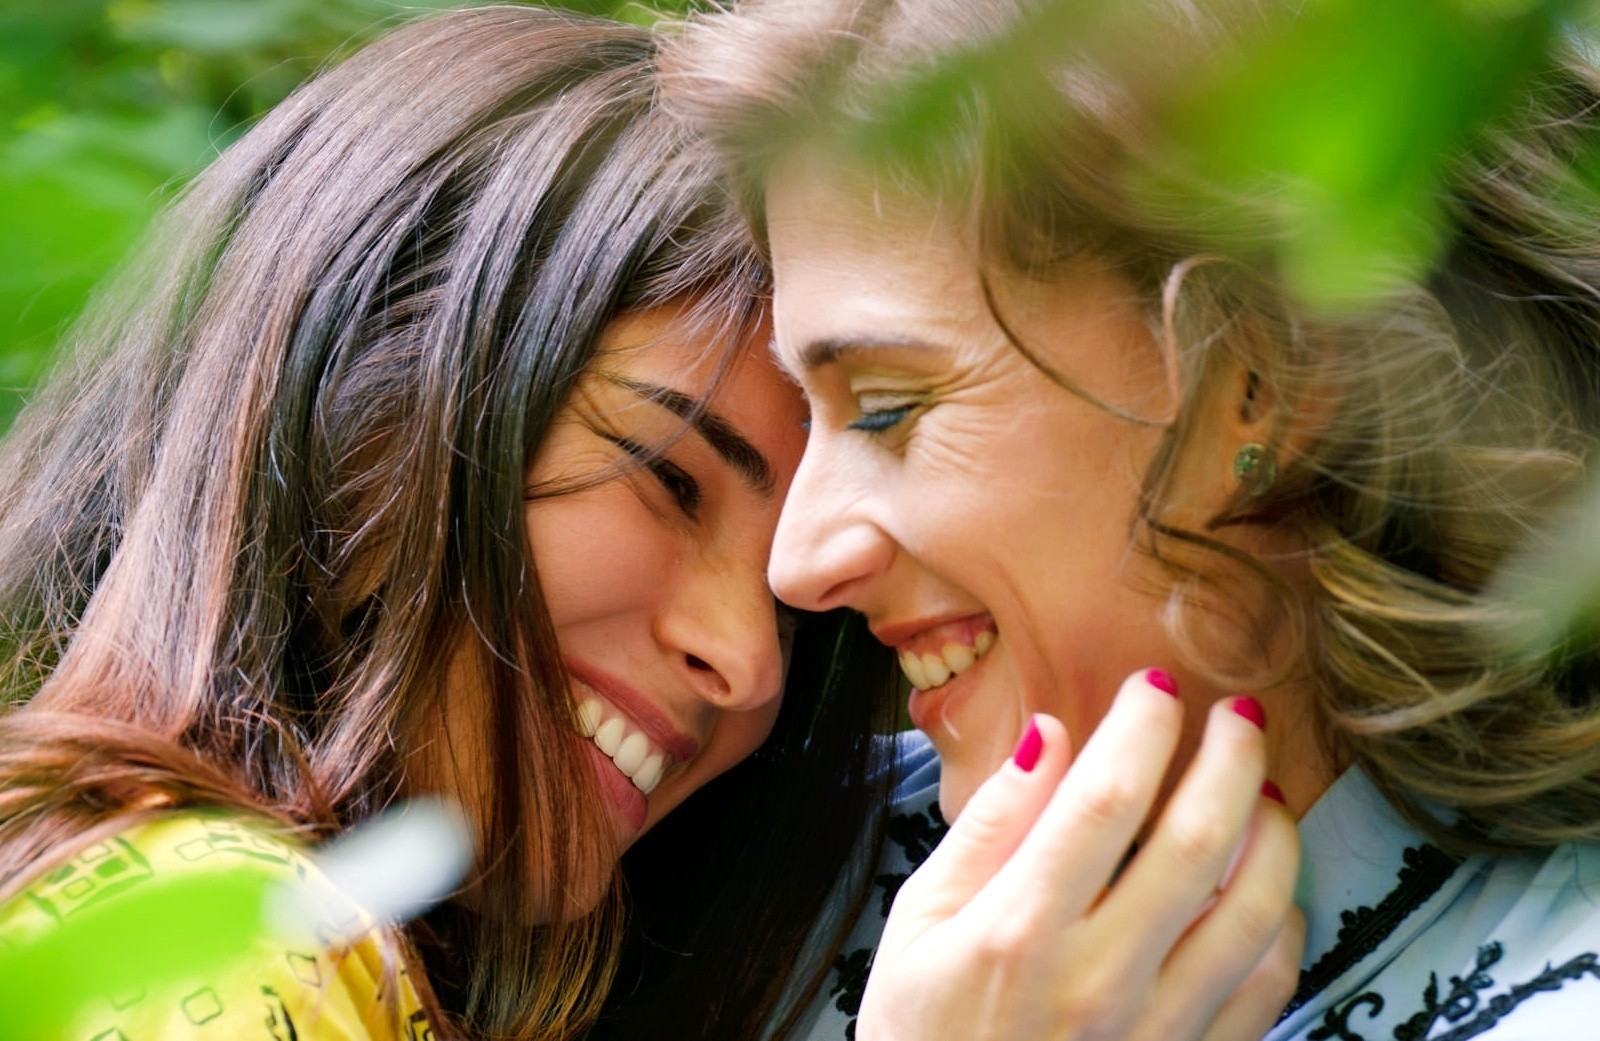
[898,630,999,691]
[594,717,625,757]
[633,753,665,795]
[613,732,649,776]
[900,651,930,689]
[942,642,976,674]
[577,698,603,737]
[576,694,676,795]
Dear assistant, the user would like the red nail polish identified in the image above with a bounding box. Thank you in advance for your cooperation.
[1261,779,1286,805]
[1146,668,1179,697]
[1012,716,1043,772]
[1231,696,1267,729]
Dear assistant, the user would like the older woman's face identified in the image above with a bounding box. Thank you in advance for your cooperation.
[766,155,1208,817]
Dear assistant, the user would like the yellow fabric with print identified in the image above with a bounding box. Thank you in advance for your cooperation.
[0,813,434,1040]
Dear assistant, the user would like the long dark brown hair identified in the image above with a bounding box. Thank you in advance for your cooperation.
[0,6,897,1039]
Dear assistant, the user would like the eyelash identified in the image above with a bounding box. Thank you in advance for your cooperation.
[610,436,702,516]
[846,404,916,434]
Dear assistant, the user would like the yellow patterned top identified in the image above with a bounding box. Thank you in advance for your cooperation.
[0,813,434,1040]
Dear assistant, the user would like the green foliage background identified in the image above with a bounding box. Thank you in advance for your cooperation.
[8,0,1600,642]
[0,0,685,429]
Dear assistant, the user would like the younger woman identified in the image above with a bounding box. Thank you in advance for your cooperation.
[0,8,898,1038]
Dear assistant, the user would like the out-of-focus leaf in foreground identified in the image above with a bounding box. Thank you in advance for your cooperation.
[1156,0,1577,309]
[0,0,693,434]
[827,0,1583,311]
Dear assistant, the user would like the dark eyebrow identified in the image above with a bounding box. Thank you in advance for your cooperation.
[793,334,953,372]
[609,376,774,496]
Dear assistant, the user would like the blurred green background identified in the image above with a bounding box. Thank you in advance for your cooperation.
[3,0,1598,426]
[0,0,686,429]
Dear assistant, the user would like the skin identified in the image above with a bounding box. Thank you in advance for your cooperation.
[426,301,807,923]
[764,149,1335,821]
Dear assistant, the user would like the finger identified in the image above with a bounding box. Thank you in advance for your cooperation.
[969,668,1183,925]
[1097,694,1268,957]
[1129,797,1302,1041]
[1197,905,1306,1041]
[886,715,1072,928]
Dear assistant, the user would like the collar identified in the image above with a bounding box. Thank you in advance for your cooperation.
[1277,765,1467,1026]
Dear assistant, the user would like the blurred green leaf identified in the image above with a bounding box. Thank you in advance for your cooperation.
[0,0,690,433]
[1159,0,1575,308]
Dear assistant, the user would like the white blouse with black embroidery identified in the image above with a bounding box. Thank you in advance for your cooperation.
[789,731,1600,1041]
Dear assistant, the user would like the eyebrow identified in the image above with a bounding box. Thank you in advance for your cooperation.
[791,334,954,372]
[609,375,775,496]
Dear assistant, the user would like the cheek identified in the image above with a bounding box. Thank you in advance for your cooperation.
[525,489,677,631]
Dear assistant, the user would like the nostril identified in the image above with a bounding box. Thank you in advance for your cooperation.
[685,653,714,673]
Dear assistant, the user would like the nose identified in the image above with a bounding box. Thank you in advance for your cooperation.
[767,443,894,613]
[656,550,784,711]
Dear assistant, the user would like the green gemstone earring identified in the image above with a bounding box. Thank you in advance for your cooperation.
[1232,442,1276,495]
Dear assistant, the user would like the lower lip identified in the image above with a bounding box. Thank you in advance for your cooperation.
[584,742,649,834]
[906,650,990,735]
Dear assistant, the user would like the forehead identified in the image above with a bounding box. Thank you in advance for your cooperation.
[594,302,803,460]
[764,150,1167,413]
[764,150,1002,367]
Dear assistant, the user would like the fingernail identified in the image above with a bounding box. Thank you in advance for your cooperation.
[1012,716,1043,772]
[1231,696,1267,729]
[1261,779,1286,805]
[1146,668,1179,697]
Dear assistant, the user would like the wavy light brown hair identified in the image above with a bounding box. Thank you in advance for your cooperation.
[666,0,1600,856]
[0,6,897,1039]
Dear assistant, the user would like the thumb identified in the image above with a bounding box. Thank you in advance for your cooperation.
[887,715,1073,932]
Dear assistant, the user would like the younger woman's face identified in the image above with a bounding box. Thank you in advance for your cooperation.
[431,302,806,920]
[763,154,1241,818]
[527,304,807,844]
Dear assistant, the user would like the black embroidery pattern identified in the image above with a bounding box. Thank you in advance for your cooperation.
[827,949,873,1041]
[826,801,949,1039]
[871,802,948,916]
[1306,942,1600,1040]
[1283,844,1460,1018]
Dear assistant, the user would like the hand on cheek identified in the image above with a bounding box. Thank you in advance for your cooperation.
[857,670,1303,1041]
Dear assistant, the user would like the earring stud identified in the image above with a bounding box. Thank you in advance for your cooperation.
[1232,442,1276,494]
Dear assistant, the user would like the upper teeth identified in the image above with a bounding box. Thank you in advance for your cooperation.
[577,697,667,794]
[899,630,995,691]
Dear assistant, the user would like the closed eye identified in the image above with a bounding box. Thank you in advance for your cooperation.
[846,404,915,434]
[604,434,703,516]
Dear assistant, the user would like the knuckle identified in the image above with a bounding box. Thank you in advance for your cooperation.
[1165,816,1235,872]
[1058,983,1134,1038]
[1073,776,1144,830]
[1240,938,1301,1009]
[952,788,1014,847]
[972,910,1039,963]
[1227,892,1289,952]
[1251,917,1307,1005]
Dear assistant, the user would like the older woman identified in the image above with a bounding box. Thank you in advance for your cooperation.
[669,1,1600,1039]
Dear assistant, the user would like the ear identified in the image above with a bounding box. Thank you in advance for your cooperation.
[1225,358,1274,444]
[1161,352,1276,527]
[1160,351,1294,530]
[1207,349,1340,506]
